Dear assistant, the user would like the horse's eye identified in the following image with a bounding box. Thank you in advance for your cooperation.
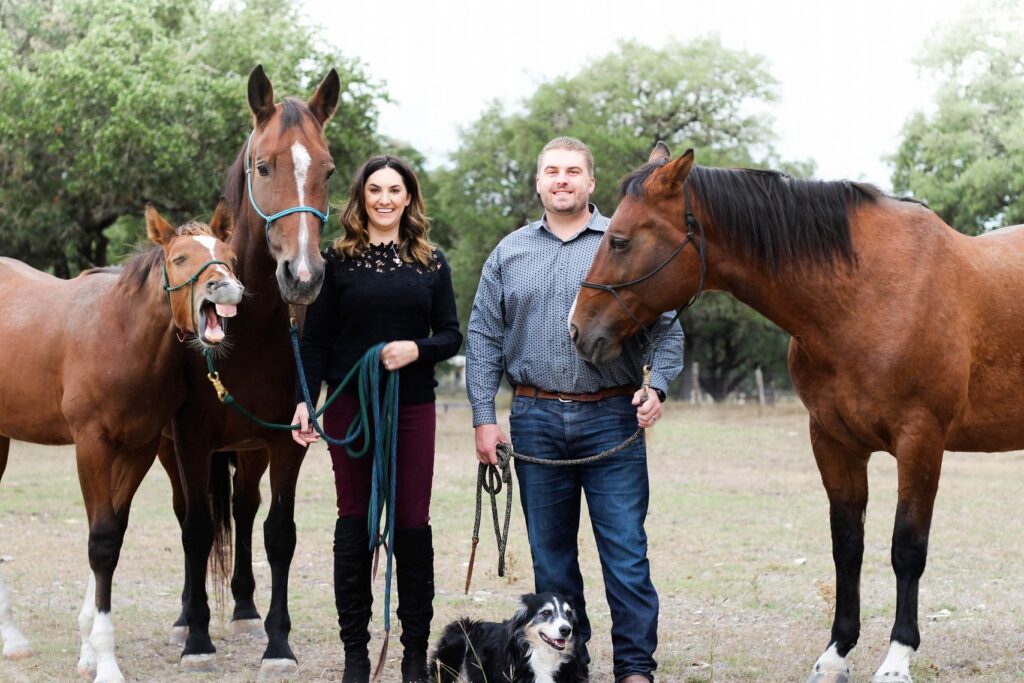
[326,166,335,181]
[610,237,630,250]
[172,255,187,265]
[257,163,270,177]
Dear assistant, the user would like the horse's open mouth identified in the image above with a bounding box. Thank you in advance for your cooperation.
[540,632,567,651]
[198,301,238,344]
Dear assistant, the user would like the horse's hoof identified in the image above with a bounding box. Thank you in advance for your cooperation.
[807,673,850,683]
[180,653,217,672]
[93,672,125,683]
[257,657,299,681]
[873,673,912,683]
[77,662,96,680]
[168,625,188,646]
[3,641,32,660]
[232,618,267,640]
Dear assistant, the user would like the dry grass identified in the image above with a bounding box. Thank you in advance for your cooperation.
[0,401,1021,682]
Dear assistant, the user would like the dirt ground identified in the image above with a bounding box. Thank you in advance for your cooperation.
[0,401,1021,682]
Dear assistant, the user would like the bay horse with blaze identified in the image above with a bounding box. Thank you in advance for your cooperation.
[0,204,242,683]
[154,65,340,679]
[570,143,1024,683]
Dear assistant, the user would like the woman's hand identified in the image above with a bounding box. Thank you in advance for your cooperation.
[380,340,419,371]
[291,402,320,447]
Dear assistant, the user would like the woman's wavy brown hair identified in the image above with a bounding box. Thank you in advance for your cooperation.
[333,155,434,267]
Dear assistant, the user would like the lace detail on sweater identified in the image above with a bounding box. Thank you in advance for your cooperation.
[340,242,442,274]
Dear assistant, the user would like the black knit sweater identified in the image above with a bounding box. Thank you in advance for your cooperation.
[298,243,462,405]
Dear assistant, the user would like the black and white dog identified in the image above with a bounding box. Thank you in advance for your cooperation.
[429,592,587,682]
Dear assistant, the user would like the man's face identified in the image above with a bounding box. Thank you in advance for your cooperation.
[535,149,595,216]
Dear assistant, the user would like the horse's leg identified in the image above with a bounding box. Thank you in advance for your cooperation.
[75,442,127,683]
[157,434,191,645]
[0,436,31,660]
[257,435,306,679]
[231,449,269,639]
[171,419,218,672]
[806,422,870,683]
[872,430,944,683]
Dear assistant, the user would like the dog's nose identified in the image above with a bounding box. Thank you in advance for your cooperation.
[559,624,571,638]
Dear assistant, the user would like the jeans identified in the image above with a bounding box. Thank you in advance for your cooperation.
[510,394,658,681]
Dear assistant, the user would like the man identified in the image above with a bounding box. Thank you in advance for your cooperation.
[466,136,683,683]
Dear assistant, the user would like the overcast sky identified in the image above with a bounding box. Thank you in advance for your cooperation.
[302,0,987,190]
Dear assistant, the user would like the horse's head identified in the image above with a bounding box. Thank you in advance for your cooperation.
[146,202,244,346]
[239,64,340,304]
[571,143,701,365]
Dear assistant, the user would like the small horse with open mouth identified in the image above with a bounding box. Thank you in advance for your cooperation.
[0,203,242,683]
[570,142,1024,683]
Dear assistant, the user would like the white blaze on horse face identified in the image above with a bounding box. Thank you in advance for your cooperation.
[874,641,914,682]
[291,141,313,282]
[193,236,232,279]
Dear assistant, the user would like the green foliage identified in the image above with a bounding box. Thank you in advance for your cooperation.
[891,1,1024,234]
[682,294,791,401]
[0,0,384,275]
[434,37,804,395]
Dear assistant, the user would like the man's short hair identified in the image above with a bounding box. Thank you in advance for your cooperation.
[537,136,594,176]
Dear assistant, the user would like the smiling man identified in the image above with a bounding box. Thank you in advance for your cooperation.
[465,136,683,683]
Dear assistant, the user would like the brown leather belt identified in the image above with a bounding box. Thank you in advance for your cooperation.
[514,384,637,402]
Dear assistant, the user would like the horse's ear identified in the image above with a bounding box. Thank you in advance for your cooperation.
[308,68,340,126]
[209,200,232,242]
[145,204,175,246]
[248,64,275,126]
[648,141,671,163]
[664,148,695,189]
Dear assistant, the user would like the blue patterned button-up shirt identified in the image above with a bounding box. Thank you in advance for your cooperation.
[466,204,684,426]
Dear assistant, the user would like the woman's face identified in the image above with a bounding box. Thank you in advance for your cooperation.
[363,166,411,235]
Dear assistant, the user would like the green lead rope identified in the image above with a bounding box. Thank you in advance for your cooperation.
[203,332,400,660]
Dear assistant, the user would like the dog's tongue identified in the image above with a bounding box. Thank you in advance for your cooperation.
[215,303,237,318]
[204,313,225,343]
[553,639,566,648]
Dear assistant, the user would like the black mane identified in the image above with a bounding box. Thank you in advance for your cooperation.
[621,161,885,269]
[224,98,319,220]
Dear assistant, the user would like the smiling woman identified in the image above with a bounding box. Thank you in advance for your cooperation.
[291,154,462,683]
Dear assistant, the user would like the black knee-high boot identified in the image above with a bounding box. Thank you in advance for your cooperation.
[395,525,434,683]
[335,517,373,683]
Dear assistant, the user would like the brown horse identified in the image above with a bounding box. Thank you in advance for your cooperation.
[0,205,242,683]
[570,143,1024,683]
[153,64,339,679]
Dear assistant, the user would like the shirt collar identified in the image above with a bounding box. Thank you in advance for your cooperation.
[536,203,606,238]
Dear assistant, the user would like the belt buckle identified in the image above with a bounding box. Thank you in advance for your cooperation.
[557,393,573,403]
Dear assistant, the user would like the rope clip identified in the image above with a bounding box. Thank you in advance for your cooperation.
[207,371,229,402]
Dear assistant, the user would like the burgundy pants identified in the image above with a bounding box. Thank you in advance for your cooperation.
[323,392,436,528]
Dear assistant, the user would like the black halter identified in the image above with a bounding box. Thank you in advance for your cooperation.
[580,178,707,354]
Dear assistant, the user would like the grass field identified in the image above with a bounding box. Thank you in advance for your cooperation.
[0,401,1021,682]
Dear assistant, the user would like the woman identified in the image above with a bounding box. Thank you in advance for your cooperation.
[292,155,462,683]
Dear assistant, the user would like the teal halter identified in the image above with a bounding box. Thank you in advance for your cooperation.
[162,259,229,338]
[244,130,331,247]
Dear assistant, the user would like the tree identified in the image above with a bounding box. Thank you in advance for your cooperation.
[0,0,384,276]
[433,36,807,395]
[891,1,1024,234]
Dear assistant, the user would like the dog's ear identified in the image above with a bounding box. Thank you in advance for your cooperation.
[510,595,532,630]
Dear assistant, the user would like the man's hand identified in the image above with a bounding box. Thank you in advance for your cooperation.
[632,389,663,429]
[474,423,509,465]
[291,402,320,446]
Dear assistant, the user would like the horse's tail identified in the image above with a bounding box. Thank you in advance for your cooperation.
[208,451,235,608]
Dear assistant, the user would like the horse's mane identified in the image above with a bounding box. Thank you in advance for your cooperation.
[621,161,889,270]
[224,98,320,220]
[81,221,214,291]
